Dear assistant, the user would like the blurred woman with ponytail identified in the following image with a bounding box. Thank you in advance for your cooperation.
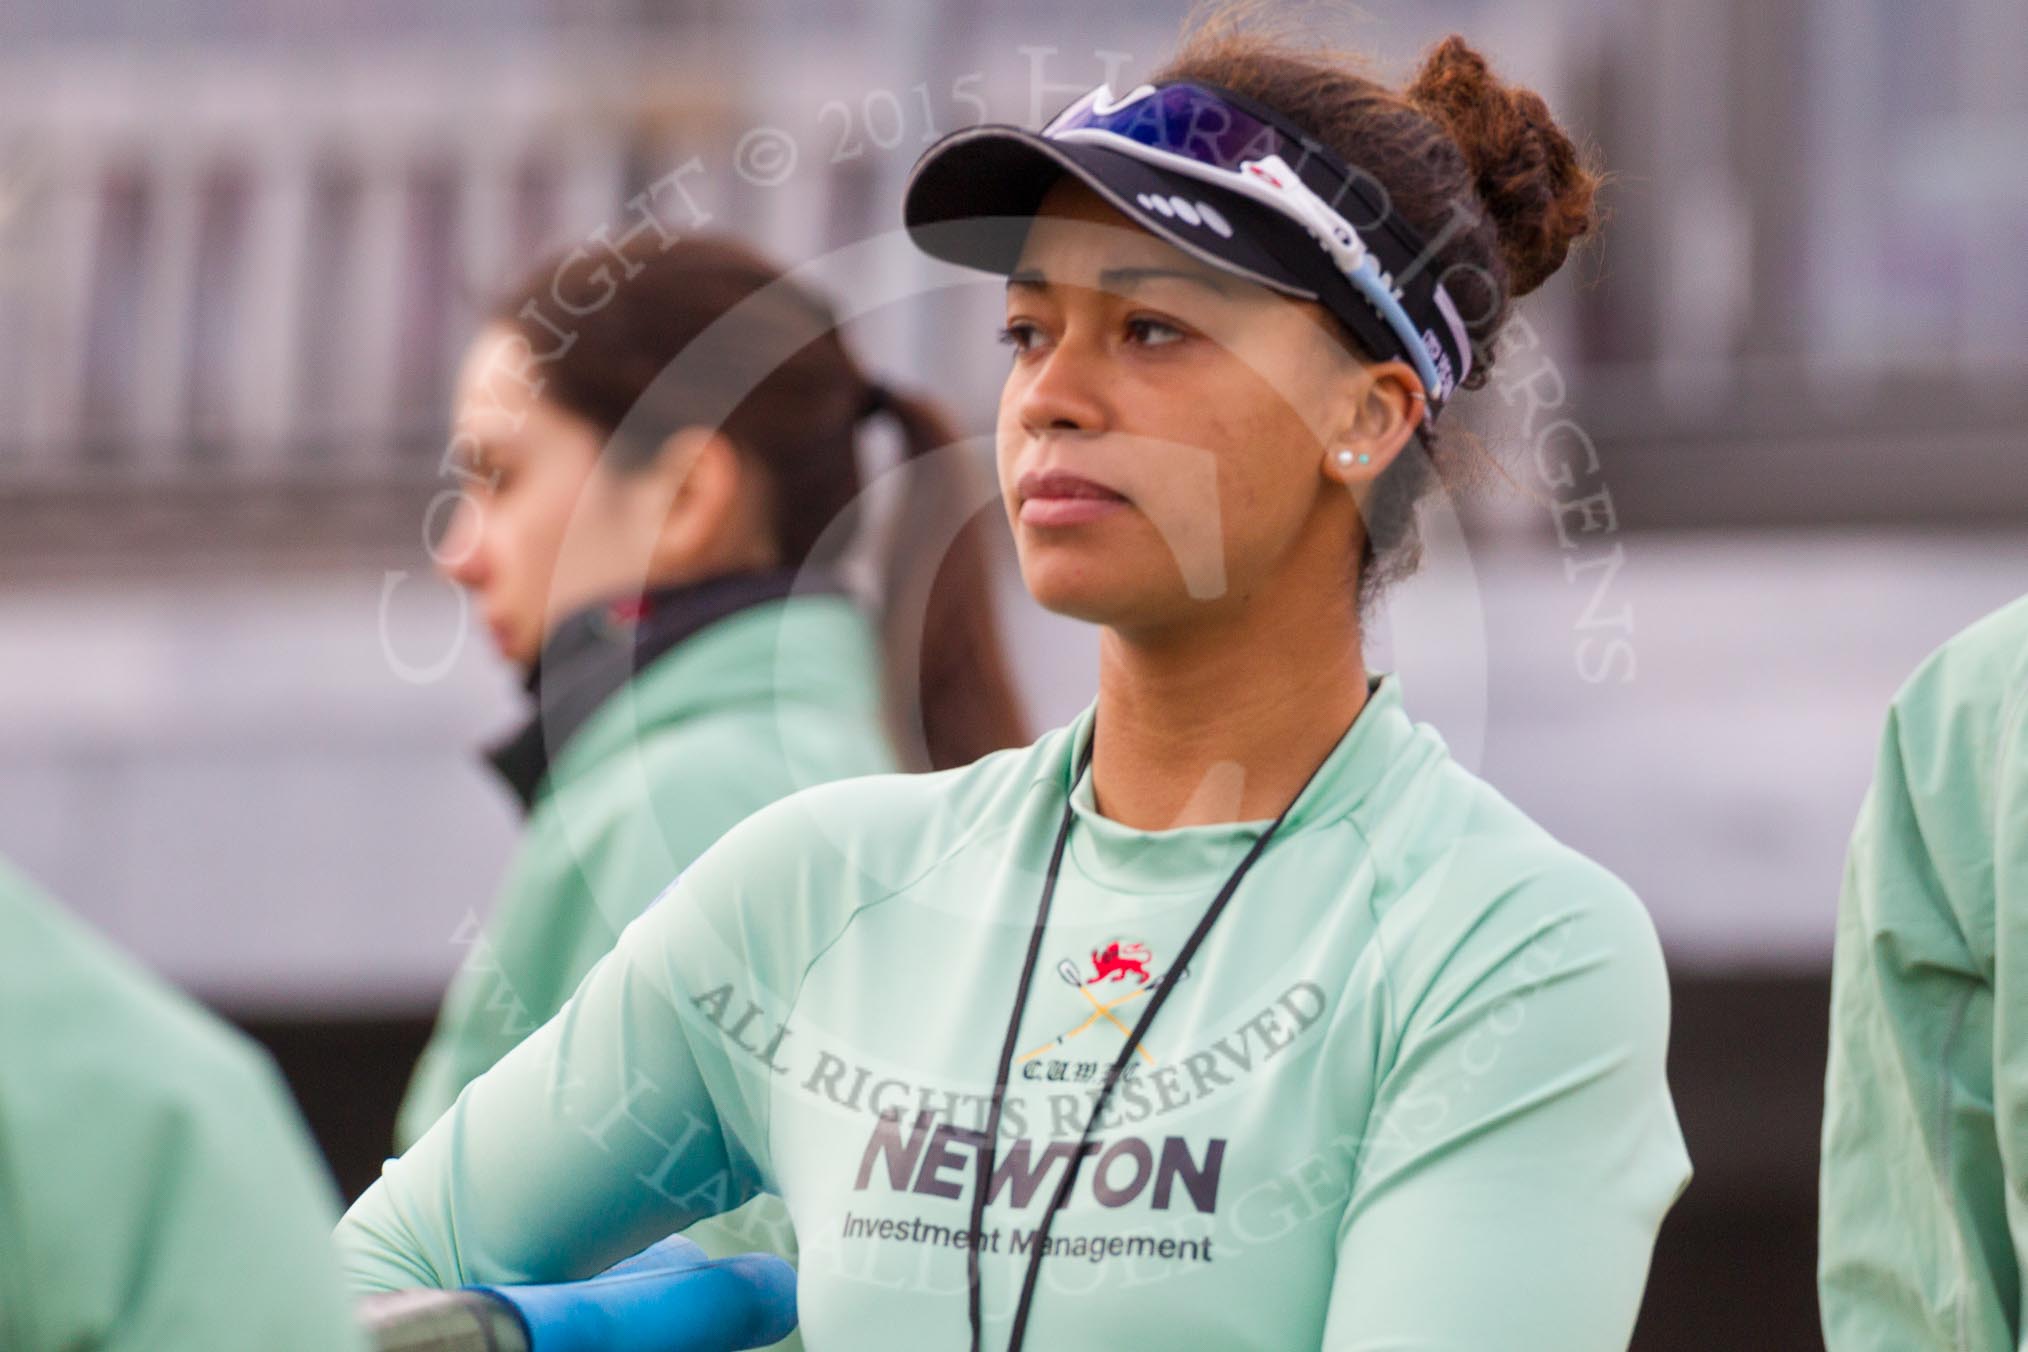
[345,13,1687,1350]
[397,237,1025,1147]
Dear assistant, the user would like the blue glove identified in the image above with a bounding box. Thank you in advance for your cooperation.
[466,1235,797,1352]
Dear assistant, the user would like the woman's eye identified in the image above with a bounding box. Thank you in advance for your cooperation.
[456,454,509,493]
[1126,315,1185,347]
[996,321,1043,355]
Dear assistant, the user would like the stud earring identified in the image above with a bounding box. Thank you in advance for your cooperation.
[1357,452,1372,465]
[1334,449,1355,468]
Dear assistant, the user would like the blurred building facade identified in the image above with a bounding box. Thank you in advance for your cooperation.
[4,0,2023,993]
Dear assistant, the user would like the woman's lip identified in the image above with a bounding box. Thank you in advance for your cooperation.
[1018,468,1125,502]
[1020,495,1128,527]
[1016,468,1129,528]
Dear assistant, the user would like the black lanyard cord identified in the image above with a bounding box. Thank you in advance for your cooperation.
[965,732,1092,1351]
[967,726,1333,1352]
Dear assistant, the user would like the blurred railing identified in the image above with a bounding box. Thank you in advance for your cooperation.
[0,45,742,496]
[2,0,2022,539]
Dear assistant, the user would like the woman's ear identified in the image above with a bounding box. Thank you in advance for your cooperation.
[632,427,778,579]
[1320,359,1424,488]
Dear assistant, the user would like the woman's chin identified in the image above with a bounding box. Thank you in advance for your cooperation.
[1020,563,1160,628]
[487,620,538,669]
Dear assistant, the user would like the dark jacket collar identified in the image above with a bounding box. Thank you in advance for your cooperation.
[484,569,841,812]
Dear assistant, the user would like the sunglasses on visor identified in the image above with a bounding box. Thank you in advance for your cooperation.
[1043,81,1474,416]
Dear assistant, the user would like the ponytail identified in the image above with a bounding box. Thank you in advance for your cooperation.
[868,387,1029,771]
[495,234,1026,770]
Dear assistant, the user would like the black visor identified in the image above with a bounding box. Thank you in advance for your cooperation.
[902,83,1476,416]
[905,127,1326,300]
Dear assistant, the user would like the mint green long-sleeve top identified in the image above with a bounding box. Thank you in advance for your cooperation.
[1821,595,2028,1350]
[395,592,896,1149]
[0,860,364,1352]
[340,671,1690,1350]
[393,591,896,1352]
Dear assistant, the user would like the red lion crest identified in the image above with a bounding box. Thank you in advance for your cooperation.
[1090,941,1152,985]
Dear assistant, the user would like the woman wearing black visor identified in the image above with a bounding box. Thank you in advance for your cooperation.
[338,16,1689,1352]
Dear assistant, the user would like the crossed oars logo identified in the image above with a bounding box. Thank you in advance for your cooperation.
[1018,944,1185,1067]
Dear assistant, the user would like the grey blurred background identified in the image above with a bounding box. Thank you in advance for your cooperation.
[1,0,2023,1346]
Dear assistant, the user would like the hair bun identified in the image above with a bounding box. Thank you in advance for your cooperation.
[1406,35,1600,297]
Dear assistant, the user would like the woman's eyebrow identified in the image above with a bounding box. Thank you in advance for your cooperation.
[1097,265,1232,297]
[1005,264,1232,297]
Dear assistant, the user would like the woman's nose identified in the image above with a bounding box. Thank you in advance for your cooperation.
[1015,330,1109,436]
[435,495,490,589]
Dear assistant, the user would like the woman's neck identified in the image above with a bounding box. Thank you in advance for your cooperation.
[1090,597,1367,831]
